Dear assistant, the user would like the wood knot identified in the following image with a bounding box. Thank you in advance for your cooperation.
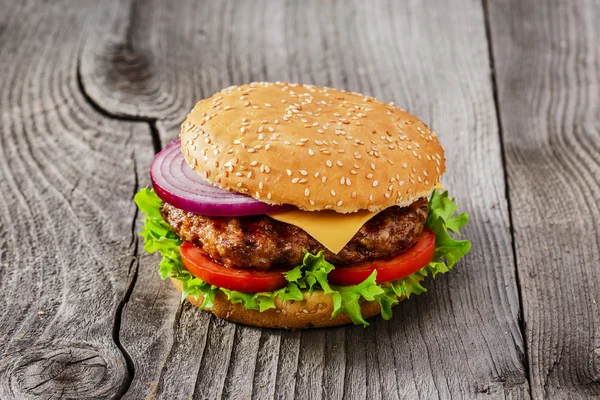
[7,340,127,399]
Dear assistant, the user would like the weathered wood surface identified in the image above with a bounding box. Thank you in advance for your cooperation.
[0,1,153,399]
[80,0,527,399]
[2,0,595,399]
[488,0,600,398]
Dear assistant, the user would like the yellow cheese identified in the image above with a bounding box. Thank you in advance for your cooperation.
[268,184,443,254]
[268,209,381,254]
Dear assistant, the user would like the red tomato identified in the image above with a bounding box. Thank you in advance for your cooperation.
[180,228,435,292]
[180,242,288,292]
[327,228,436,285]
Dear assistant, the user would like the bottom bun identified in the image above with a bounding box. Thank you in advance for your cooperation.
[170,278,405,329]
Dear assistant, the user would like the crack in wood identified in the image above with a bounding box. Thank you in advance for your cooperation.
[75,45,158,400]
[481,0,533,398]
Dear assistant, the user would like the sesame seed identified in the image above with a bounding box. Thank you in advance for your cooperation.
[385,193,391,198]
[300,170,308,176]
[244,101,250,107]
[267,193,272,199]
[346,178,351,186]
[322,176,327,183]
[351,191,357,198]
[259,182,264,189]
[305,188,310,196]
[369,194,373,201]
[367,173,373,179]
[258,126,264,133]
[265,103,272,107]
[330,189,336,196]
[223,105,232,111]
[286,169,292,176]
[351,170,357,175]
[340,177,346,185]
[336,161,343,167]
[370,163,376,170]
[326,160,333,167]
[265,143,271,150]
[264,165,271,173]
[269,127,275,132]
[247,148,255,153]
[292,178,300,183]
[337,200,344,206]
[308,149,315,156]
[240,127,246,133]
[309,200,315,205]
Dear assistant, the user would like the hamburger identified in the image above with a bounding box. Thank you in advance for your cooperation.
[135,82,471,329]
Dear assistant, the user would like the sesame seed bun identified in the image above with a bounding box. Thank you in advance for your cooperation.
[170,278,407,329]
[180,82,445,213]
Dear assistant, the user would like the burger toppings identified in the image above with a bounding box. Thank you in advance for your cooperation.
[150,140,289,216]
[160,198,428,270]
[179,228,435,291]
[135,188,471,326]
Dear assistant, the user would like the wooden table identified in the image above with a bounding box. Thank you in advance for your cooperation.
[1,1,598,399]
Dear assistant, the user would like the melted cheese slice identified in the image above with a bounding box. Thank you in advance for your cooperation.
[268,209,380,254]
[268,183,444,254]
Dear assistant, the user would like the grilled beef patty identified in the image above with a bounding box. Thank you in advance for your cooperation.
[161,198,428,270]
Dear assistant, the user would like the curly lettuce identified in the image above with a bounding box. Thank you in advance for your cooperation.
[135,188,471,327]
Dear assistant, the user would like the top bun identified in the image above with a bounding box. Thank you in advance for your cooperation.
[180,82,445,213]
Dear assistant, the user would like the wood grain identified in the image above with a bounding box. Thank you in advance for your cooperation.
[488,0,600,398]
[0,1,154,399]
[79,0,530,398]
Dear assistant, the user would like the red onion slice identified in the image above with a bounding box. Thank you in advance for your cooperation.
[150,140,290,216]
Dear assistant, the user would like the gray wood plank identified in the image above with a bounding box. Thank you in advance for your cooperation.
[488,0,600,398]
[0,1,153,399]
[80,0,531,398]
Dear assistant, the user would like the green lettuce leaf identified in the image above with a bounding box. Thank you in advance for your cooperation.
[135,187,471,327]
[426,191,472,268]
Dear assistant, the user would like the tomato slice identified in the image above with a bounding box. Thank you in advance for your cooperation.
[327,228,436,285]
[180,242,288,292]
[180,228,435,292]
